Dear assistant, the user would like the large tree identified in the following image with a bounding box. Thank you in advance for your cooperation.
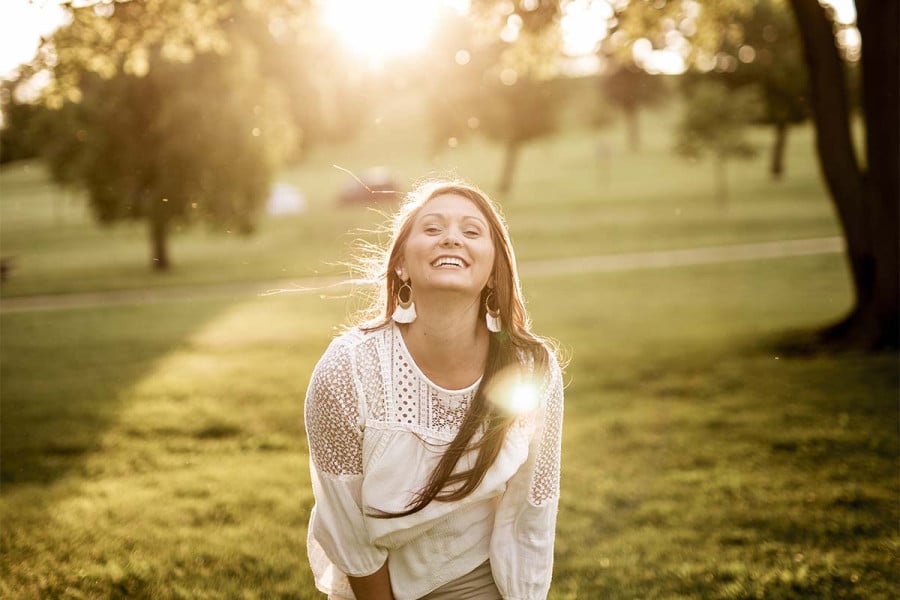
[786,0,898,348]
[29,2,295,270]
[18,0,370,270]
[616,0,897,348]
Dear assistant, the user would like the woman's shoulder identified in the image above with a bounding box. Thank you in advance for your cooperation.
[515,340,562,375]
[317,324,387,364]
[516,341,564,406]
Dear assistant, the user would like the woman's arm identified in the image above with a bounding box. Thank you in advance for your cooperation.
[305,339,389,595]
[490,356,564,599]
[347,561,394,600]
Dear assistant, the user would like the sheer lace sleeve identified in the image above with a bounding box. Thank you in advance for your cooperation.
[305,336,387,585]
[529,356,564,505]
[305,338,363,476]
[491,353,564,600]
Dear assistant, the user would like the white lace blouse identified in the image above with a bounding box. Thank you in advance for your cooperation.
[304,323,564,600]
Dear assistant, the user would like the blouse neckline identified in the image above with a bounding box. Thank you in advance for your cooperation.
[392,323,483,394]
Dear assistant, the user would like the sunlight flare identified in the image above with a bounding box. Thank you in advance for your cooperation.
[319,0,448,68]
[487,367,541,416]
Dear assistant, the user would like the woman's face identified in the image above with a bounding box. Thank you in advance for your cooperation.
[399,193,496,299]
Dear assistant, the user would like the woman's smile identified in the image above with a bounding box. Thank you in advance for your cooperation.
[400,193,495,295]
[430,255,468,268]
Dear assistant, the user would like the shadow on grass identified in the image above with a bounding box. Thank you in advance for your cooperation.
[1,293,331,598]
[0,300,231,487]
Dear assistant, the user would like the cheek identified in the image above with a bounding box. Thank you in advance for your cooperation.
[483,237,496,259]
[479,242,496,272]
[402,236,428,268]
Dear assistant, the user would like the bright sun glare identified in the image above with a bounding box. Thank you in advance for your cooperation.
[486,367,541,417]
[320,0,464,68]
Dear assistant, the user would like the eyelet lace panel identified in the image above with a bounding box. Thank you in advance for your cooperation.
[528,357,564,506]
[306,327,564,503]
[387,326,477,433]
[305,338,364,476]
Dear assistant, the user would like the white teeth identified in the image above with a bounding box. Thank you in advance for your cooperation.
[432,257,464,268]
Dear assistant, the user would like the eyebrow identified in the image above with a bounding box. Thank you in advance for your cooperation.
[418,212,488,227]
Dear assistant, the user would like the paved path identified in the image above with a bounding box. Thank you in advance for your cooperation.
[0,237,844,314]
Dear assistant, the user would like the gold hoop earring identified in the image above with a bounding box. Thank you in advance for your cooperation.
[485,289,501,333]
[392,281,417,324]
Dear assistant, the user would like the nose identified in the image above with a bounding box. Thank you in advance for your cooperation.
[440,231,462,247]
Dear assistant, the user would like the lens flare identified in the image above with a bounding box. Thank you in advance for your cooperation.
[486,366,541,416]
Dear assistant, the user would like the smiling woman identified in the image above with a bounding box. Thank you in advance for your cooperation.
[303,179,564,600]
[319,0,457,68]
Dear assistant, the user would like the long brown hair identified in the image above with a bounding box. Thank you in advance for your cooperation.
[360,180,552,517]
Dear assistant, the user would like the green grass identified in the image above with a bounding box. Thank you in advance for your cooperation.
[1,104,896,598]
[2,253,897,598]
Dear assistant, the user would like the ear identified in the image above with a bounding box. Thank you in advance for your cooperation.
[395,263,408,283]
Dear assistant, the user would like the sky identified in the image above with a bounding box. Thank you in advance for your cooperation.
[0,0,859,81]
[0,0,70,79]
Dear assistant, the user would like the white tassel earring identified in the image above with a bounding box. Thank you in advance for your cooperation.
[485,288,502,333]
[392,280,417,324]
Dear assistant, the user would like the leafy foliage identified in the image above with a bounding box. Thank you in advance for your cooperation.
[675,79,761,203]
[17,0,316,268]
[675,80,761,161]
[0,83,44,164]
[43,36,294,234]
[420,2,566,191]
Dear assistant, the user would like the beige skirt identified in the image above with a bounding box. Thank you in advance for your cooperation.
[419,561,501,600]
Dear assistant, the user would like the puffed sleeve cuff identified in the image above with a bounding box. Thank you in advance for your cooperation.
[490,491,559,599]
[309,466,388,577]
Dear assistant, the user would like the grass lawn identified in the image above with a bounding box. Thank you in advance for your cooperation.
[1,104,895,598]
[2,250,897,598]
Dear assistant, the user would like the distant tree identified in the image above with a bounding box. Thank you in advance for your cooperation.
[425,1,566,194]
[600,61,666,153]
[246,16,373,161]
[695,0,810,179]
[29,1,294,270]
[484,74,563,194]
[0,83,43,164]
[675,80,761,206]
[417,12,485,158]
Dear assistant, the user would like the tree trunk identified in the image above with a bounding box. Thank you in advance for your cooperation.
[714,155,729,208]
[148,200,171,271]
[498,138,521,194]
[856,0,900,347]
[624,104,640,152]
[770,121,788,180]
[788,0,898,348]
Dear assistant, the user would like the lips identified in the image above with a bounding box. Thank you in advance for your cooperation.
[430,255,468,268]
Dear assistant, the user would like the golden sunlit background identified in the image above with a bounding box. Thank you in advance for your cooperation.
[1,0,896,598]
